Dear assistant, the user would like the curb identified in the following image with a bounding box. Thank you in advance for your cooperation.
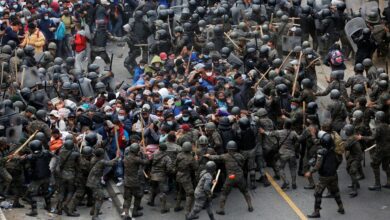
[106,180,125,214]
[0,208,6,220]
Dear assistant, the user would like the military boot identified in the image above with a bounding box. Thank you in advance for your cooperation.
[44,197,51,212]
[304,176,315,190]
[63,206,80,217]
[261,175,271,187]
[349,183,358,198]
[54,202,63,215]
[26,203,38,217]
[160,194,170,214]
[335,196,345,214]
[12,199,25,208]
[132,197,143,217]
[185,196,194,215]
[383,171,390,189]
[216,195,226,215]
[307,209,320,218]
[147,193,156,207]
[174,192,184,212]
[368,168,381,191]
[244,193,254,212]
[93,201,103,218]
[208,213,216,220]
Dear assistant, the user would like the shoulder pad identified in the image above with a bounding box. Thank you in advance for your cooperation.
[317,148,327,156]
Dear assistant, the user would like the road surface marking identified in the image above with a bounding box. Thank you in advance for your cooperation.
[266,172,308,220]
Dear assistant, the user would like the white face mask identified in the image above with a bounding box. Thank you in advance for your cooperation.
[167,121,173,126]
[13,5,18,9]
[206,72,212,77]
[118,115,125,121]
[44,16,49,20]
[182,116,189,122]
[140,66,145,70]
[106,112,113,116]
[50,119,56,124]
[21,18,25,24]
[41,5,46,9]
[136,101,142,106]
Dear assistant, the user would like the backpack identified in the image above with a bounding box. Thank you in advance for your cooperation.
[330,50,344,66]
[331,131,345,155]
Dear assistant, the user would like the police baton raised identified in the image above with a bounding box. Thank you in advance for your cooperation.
[7,130,39,162]
[211,169,221,195]
[364,144,376,152]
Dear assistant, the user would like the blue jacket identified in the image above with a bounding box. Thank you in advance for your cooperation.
[55,22,66,40]
[39,18,55,41]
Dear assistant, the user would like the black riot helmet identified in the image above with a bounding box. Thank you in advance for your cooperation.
[330,89,341,100]
[64,140,75,150]
[85,132,98,146]
[29,140,42,153]
[253,94,266,108]
[307,102,318,114]
[226,141,238,150]
[343,124,354,137]
[239,117,250,130]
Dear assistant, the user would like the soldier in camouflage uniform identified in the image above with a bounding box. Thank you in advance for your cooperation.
[147,143,174,213]
[122,143,150,219]
[0,137,12,198]
[267,119,299,189]
[25,140,53,216]
[174,142,198,215]
[205,141,254,215]
[343,124,363,198]
[66,146,94,217]
[86,148,118,220]
[205,122,223,155]
[305,133,345,218]
[357,111,390,191]
[54,140,80,215]
[186,161,216,220]
[195,136,216,180]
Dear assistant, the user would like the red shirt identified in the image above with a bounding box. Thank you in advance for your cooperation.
[74,32,87,53]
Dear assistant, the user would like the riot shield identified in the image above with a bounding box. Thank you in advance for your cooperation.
[344,17,367,52]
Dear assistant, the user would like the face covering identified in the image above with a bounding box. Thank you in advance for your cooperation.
[41,5,46,9]
[140,66,145,69]
[106,112,113,116]
[50,119,56,124]
[44,16,49,20]
[159,134,168,143]
[118,115,125,121]
[136,101,142,106]
[206,72,212,77]
[167,121,173,126]
[291,105,297,111]
[13,5,18,9]
[182,116,189,122]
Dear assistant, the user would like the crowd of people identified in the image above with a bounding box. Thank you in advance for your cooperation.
[0,0,390,220]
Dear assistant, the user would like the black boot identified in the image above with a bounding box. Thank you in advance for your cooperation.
[369,168,382,191]
[307,209,320,218]
[26,203,38,217]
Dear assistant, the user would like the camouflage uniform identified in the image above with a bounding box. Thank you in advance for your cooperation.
[148,150,174,212]
[55,148,80,214]
[208,152,253,214]
[122,151,149,217]
[273,129,299,188]
[186,170,215,220]
[174,151,198,214]
[67,154,93,213]
[86,156,118,218]
[27,120,51,140]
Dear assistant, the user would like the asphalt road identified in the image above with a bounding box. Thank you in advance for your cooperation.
[3,40,390,220]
